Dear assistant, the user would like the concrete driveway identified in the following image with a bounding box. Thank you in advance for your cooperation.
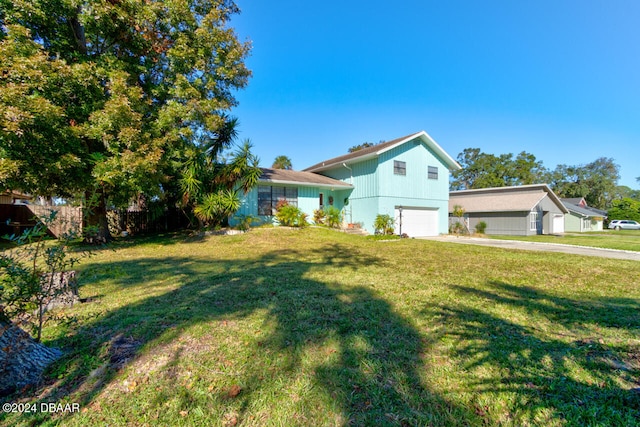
[419,236,640,261]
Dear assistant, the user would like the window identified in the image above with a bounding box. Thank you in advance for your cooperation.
[258,186,272,215]
[582,218,591,231]
[428,166,438,180]
[530,212,538,231]
[257,186,298,215]
[394,160,406,175]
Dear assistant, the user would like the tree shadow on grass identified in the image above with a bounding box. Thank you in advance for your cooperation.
[423,281,640,425]
[5,243,477,426]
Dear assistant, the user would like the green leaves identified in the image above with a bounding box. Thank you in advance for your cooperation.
[373,214,394,235]
[0,0,253,236]
[451,148,548,191]
[193,189,240,225]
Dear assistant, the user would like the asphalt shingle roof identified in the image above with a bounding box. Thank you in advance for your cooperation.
[449,184,568,213]
[303,132,421,172]
[259,168,352,188]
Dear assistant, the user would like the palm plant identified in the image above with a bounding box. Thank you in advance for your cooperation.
[272,155,292,170]
[178,116,261,228]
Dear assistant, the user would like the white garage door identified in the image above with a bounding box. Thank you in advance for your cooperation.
[552,214,565,234]
[395,208,439,237]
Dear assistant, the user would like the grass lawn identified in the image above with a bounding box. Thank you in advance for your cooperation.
[489,230,640,252]
[2,227,640,426]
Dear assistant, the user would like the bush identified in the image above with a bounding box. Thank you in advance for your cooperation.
[451,221,465,235]
[0,211,88,341]
[233,215,260,231]
[194,189,241,228]
[607,198,640,223]
[275,203,308,227]
[374,214,394,235]
[324,206,342,228]
[313,209,326,225]
[475,221,487,234]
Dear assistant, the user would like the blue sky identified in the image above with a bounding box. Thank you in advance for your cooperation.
[230,1,639,188]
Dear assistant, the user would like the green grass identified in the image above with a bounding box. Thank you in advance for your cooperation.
[489,230,640,252]
[2,228,640,426]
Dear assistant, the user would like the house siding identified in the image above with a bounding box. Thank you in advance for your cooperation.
[232,184,346,226]
[565,212,582,232]
[378,140,450,201]
[320,138,452,234]
[319,158,379,232]
[376,140,452,234]
[565,212,603,232]
[465,212,531,236]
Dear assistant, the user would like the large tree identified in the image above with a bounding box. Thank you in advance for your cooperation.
[451,148,548,190]
[549,158,620,209]
[0,0,251,241]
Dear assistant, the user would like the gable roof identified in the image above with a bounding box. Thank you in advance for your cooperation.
[304,130,461,173]
[562,202,601,218]
[562,197,586,207]
[259,168,353,189]
[561,199,607,217]
[449,184,568,214]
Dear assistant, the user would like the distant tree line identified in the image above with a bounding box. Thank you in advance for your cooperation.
[450,148,638,210]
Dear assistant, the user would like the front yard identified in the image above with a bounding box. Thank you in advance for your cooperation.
[2,227,639,426]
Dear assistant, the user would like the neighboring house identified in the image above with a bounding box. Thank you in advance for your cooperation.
[233,131,461,236]
[561,197,607,232]
[304,131,461,236]
[449,184,568,236]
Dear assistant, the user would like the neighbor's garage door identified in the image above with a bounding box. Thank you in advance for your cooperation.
[552,214,565,234]
[395,208,439,237]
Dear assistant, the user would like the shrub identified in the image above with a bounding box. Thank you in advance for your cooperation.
[233,215,260,231]
[299,212,309,227]
[451,221,465,235]
[0,211,88,341]
[374,214,395,235]
[275,203,307,227]
[475,221,487,234]
[194,189,241,227]
[313,209,326,225]
[324,206,342,228]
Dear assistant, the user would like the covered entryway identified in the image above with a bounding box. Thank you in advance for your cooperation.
[395,207,439,237]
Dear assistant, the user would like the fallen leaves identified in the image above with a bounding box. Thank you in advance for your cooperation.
[227,384,242,398]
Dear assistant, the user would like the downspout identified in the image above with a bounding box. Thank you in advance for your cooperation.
[342,163,353,224]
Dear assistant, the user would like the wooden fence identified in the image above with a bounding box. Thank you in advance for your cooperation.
[107,208,189,236]
[0,204,82,238]
[28,205,83,238]
[1,205,188,239]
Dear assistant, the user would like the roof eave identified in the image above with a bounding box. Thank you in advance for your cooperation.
[541,184,569,214]
[259,178,353,190]
[305,152,378,173]
[375,130,461,171]
[305,130,461,172]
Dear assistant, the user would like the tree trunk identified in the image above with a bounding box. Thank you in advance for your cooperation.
[83,189,112,244]
[0,318,62,396]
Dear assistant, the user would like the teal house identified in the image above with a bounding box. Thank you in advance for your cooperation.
[234,168,353,222]
[234,131,461,236]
